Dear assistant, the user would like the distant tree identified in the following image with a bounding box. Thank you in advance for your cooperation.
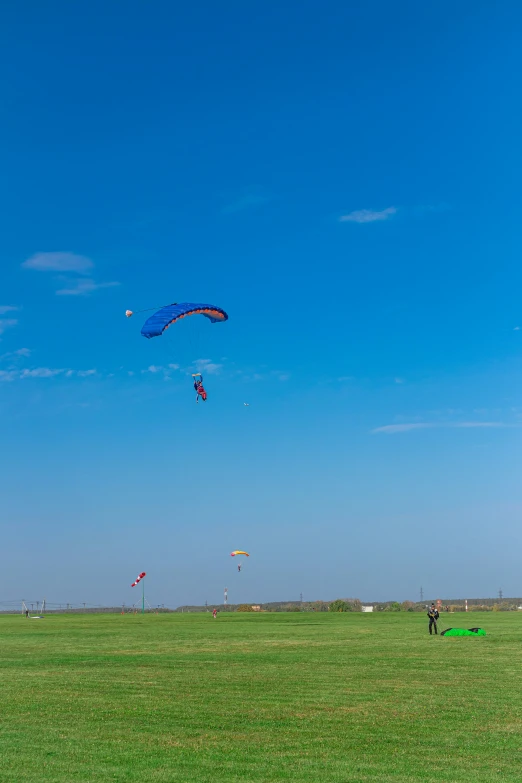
[236,604,254,612]
[329,599,350,612]
[383,602,401,612]
[402,601,414,612]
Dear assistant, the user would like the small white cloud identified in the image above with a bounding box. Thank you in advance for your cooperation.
[22,252,94,274]
[0,347,31,361]
[373,423,433,434]
[144,365,163,374]
[0,305,18,315]
[0,318,18,335]
[340,207,397,224]
[168,363,180,370]
[56,279,120,296]
[373,421,509,434]
[278,373,290,381]
[394,377,405,384]
[127,371,135,376]
[23,252,118,297]
[0,365,102,381]
[453,422,507,429]
[193,358,222,375]
[514,326,520,331]
[20,367,66,379]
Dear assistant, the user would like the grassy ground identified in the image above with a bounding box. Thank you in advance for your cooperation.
[0,611,520,782]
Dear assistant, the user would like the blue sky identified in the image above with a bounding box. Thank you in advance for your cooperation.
[1,1,521,608]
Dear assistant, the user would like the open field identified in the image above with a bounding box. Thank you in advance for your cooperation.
[1,611,521,782]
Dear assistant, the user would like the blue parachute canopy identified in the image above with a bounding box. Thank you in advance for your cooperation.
[141,302,228,339]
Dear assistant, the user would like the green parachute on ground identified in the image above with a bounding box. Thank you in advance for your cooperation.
[441,627,486,637]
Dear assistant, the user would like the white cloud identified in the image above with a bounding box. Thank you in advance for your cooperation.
[394,377,405,384]
[514,326,520,331]
[0,366,99,381]
[373,421,509,434]
[453,422,508,429]
[20,367,66,379]
[0,305,18,315]
[56,279,120,296]
[0,347,31,360]
[0,318,18,335]
[22,252,119,296]
[22,252,94,274]
[193,358,222,374]
[340,207,397,224]
[373,423,434,434]
[141,364,183,380]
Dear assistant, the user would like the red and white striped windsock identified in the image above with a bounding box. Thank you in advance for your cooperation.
[131,571,146,587]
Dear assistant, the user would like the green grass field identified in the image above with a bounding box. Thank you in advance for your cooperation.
[1,611,520,782]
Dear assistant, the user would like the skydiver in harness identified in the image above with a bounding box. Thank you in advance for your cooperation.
[427,603,439,635]
[193,373,207,403]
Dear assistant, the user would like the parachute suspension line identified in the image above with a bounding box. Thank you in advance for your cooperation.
[125,303,176,318]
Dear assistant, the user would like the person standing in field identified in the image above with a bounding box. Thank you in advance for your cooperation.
[427,603,439,635]
[212,609,217,619]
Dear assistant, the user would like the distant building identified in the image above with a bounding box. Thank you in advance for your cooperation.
[251,605,261,612]
[361,606,374,613]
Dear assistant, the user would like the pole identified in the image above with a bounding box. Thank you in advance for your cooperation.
[142,579,145,614]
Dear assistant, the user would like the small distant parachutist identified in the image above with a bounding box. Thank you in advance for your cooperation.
[231,550,249,574]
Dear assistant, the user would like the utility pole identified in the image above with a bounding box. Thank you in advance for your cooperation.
[499,588,503,601]
[224,587,228,610]
[420,586,424,603]
[205,600,208,612]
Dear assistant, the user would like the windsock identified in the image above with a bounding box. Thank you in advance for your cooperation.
[131,572,146,587]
